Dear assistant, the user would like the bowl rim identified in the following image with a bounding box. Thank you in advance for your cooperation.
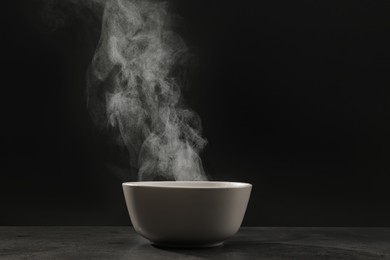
[122,181,252,189]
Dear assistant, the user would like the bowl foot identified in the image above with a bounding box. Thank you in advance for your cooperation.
[151,241,223,249]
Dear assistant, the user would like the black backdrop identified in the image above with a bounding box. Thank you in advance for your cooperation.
[1,0,390,226]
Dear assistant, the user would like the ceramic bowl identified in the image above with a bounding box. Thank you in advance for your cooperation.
[122,181,252,248]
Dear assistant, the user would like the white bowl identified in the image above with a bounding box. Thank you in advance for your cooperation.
[122,181,252,248]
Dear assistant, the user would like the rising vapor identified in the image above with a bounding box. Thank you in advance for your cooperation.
[87,0,207,181]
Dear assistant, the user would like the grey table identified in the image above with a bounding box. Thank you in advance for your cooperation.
[1,227,389,259]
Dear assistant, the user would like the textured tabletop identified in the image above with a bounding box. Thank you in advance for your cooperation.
[1,227,389,259]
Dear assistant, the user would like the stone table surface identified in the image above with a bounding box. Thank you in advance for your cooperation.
[0,227,389,259]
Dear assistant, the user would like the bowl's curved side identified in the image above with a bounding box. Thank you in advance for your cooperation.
[122,183,252,246]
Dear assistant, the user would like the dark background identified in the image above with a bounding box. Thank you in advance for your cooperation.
[1,0,390,226]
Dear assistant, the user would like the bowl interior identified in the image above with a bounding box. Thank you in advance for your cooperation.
[122,181,251,189]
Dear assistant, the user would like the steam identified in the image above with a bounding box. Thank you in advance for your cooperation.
[87,0,207,181]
